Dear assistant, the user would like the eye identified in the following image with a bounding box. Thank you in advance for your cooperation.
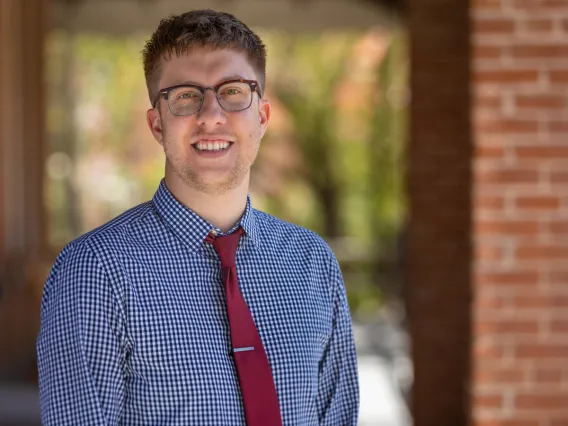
[220,87,244,96]
[177,91,200,100]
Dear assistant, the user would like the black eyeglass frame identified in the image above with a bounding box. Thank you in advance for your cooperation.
[152,79,262,116]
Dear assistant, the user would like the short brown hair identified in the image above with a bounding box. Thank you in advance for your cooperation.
[142,9,267,105]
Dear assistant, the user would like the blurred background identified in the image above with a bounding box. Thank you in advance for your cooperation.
[2,0,568,425]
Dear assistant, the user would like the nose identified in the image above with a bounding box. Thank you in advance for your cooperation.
[196,88,226,127]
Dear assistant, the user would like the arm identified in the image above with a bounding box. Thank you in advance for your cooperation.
[316,254,360,425]
[37,242,127,425]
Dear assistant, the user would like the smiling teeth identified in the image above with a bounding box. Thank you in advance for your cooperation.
[196,141,230,151]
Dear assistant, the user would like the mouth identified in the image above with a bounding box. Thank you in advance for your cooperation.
[192,139,234,152]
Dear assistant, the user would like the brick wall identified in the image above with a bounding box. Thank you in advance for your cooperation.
[472,0,568,425]
[409,0,568,424]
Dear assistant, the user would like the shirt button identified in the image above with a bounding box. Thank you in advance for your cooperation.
[210,229,217,236]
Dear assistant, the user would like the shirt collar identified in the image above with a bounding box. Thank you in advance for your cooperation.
[152,179,260,253]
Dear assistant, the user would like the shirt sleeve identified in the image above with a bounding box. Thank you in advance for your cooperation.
[37,241,127,425]
[316,253,360,425]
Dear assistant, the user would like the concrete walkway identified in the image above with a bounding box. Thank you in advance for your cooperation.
[0,383,41,425]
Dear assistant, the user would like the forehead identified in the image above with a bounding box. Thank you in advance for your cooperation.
[158,47,256,88]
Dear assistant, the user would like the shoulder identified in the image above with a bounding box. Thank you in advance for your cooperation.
[48,201,154,279]
[41,203,153,310]
[253,208,337,264]
[73,201,155,248]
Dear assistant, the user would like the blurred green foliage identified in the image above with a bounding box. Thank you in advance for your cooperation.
[45,29,407,318]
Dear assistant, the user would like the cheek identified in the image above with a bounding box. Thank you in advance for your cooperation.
[164,118,192,142]
[230,110,260,137]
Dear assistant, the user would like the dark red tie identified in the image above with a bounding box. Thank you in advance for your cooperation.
[205,228,283,426]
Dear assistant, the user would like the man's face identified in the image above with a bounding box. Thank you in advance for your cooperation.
[147,47,270,195]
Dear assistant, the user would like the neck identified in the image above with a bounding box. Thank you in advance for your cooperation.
[164,171,249,234]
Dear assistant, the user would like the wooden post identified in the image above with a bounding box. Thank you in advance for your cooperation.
[0,0,48,381]
[0,0,47,287]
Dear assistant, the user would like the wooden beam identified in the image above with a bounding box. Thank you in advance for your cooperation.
[0,0,48,287]
[50,0,399,34]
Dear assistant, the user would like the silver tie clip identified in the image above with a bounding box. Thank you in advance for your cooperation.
[233,346,255,353]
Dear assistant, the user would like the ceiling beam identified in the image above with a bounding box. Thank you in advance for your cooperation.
[50,0,401,34]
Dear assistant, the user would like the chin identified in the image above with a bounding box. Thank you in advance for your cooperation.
[183,176,239,195]
[176,163,247,194]
[197,183,236,195]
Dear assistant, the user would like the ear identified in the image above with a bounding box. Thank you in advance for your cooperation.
[258,98,271,140]
[147,106,164,145]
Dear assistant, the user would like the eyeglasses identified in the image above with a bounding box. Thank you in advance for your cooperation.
[153,79,262,116]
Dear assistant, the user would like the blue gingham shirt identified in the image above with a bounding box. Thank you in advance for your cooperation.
[37,180,359,425]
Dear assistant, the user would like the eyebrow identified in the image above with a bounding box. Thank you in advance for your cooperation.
[172,75,248,87]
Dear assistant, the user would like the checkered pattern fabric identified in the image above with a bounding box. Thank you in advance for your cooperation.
[37,179,359,425]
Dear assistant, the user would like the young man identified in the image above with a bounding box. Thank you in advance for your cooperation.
[37,9,359,425]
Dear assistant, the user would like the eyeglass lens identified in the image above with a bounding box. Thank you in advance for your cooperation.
[167,81,253,116]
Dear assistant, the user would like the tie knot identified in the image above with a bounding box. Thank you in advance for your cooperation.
[209,227,244,267]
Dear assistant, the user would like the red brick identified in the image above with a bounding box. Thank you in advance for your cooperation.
[474,392,504,409]
[476,293,506,310]
[549,320,568,333]
[473,0,503,9]
[515,145,568,159]
[477,168,539,184]
[512,295,549,309]
[476,318,539,334]
[515,391,568,410]
[515,244,568,261]
[522,18,555,33]
[551,416,568,426]
[548,120,568,132]
[476,144,506,159]
[475,194,506,210]
[515,195,561,210]
[516,343,568,359]
[513,0,568,12]
[475,420,540,426]
[549,270,568,282]
[476,219,540,236]
[532,367,565,384]
[474,366,527,385]
[477,118,539,134]
[513,294,568,309]
[478,271,539,285]
[474,18,516,34]
[510,43,568,58]
[474,69,540,84]
[475,340,508,358]
[474,92,503,109]
[549,171,568,183]
[476,244,505,262]
[515,94,567,110]
[547,221,568,234]
[549,70,568,83]
[474,45,503,60]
